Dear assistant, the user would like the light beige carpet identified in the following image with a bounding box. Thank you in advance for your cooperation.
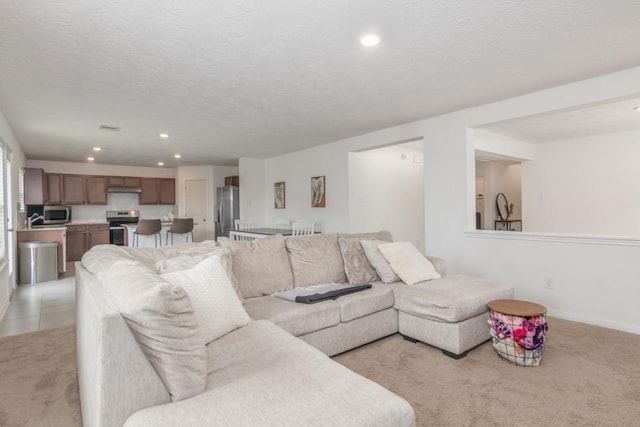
[335,317,640,427]
[0,326,80,427]
[1,318,639,426]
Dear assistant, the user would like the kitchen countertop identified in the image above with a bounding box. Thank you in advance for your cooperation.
[19,226,67,231]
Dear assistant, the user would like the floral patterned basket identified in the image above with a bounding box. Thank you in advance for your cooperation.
[488,311,548,367]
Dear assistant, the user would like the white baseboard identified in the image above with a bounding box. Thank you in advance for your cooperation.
[547,308,640,335]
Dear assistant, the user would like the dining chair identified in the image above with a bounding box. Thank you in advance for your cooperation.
[234,219,254,231]
[166,218,194,245]
[291,220,315,236]
[230,231,263,241]
[274,219,290,230]
[133,219,162,247]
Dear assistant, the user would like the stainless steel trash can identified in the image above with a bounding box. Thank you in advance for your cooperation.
[19,241,58,285]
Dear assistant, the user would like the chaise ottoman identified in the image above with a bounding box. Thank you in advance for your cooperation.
[389,274,514,358]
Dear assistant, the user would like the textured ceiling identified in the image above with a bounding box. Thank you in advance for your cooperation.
[2,1,640,167]
[479,96,640,142]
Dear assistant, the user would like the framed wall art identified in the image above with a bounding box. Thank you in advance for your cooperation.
[311,176,325,208]
[274,182,286,209]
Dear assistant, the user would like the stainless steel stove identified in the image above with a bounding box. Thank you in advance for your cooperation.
[106,210,139,246]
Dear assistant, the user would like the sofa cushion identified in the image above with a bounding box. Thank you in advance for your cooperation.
[285,233,346,287]
[335,283,395,322]
[220,235,294,298]
[242,296,340,336]
[115,282,206,402]
[390,274,514,322]
[361,239,401,284]
[124,320,416,427]
[338,231,393,285]
[161,255,250,344]
[378,242,441,285]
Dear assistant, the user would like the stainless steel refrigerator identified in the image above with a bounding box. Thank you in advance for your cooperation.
[215,186,239,238]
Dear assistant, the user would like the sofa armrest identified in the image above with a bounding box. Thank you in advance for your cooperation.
[425,255,446,277]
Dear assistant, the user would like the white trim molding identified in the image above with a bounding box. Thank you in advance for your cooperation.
[464,230,640,247]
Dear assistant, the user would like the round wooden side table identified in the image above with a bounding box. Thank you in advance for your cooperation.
[487,299,548,367]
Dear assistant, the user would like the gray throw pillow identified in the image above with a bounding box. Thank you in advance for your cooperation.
[337,231,393,285]
[360,239,401,284]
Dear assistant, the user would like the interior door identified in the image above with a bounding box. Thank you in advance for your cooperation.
[185,179,208,242]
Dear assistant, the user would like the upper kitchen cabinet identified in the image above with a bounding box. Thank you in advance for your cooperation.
[85,176,108,204]
[46,174,63,205]
[62,175,85,205]
[158,178,176,205]
[24,168,46,205]
[139,178,159,204]
[139,178,176,205]
[108,176,141,188]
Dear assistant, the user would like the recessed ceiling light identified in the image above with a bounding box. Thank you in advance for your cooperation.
[159,133,169,138]
[360,33,380,47]
[634,106,640,111]
[99,125,120,132]
[157,162,164,166]
[93,147,102,152]
[174,154,181,159]
[87,157,95,161]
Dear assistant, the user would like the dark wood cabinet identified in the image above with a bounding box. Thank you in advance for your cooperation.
[108,176,141,188]
[66,223,109,261]
[24,168,46,205]
[158,179,176,205]
[46,174,63,205]
[85,176,108,205]
[62,175,85,205]
[139,178,159,204]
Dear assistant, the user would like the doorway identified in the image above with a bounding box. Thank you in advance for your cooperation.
[185,179,208,242]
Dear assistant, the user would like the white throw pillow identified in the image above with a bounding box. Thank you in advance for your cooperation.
[377,242,441,285]
[161,255,250,344]
[360,240,401,284]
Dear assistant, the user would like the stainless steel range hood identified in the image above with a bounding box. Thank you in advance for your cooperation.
[107,186,142,193]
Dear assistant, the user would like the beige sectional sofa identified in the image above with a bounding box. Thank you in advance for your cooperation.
[76,232,512,427]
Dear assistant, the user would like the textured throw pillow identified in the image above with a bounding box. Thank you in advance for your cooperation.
[161,255,250,343]
[155,246,241,297]
[377,242,441,285]
[120,284,207,402]
[285,233,347,287]
[219,235,294,298]
[360,239,401,284]
[338,231,392,285]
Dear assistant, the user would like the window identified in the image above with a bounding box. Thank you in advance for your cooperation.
[18,167,24,214]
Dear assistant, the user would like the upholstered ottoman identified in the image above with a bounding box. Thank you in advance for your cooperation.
[389,275,514,358]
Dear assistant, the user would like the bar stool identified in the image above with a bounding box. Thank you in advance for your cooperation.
[166,218,194,245]
[133,219,162,247]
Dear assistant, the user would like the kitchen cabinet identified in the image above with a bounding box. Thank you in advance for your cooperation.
[139,178,175,205]
[158,178,176,205]
[85,175,108,204]
[62,175,85,205]
[24,168,46,205]
[108,176,141,188]
[17,228,67,275]
[47,174,63,205]
[139,178,159,204]
[66,223,109,262]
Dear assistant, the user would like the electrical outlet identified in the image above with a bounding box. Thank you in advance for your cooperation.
[544,277,554,290]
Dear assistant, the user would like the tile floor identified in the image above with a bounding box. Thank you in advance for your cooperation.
[0,277,76,338]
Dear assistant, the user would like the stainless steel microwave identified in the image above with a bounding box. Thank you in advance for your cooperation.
[43,205,72,224]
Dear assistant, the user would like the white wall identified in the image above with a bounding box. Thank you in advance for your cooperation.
[239,158,267,226]
[26,160,177,221]
[0,111,27,319]
[522,129,640,236]
[240,66,640,334]
[348,144,425,249]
